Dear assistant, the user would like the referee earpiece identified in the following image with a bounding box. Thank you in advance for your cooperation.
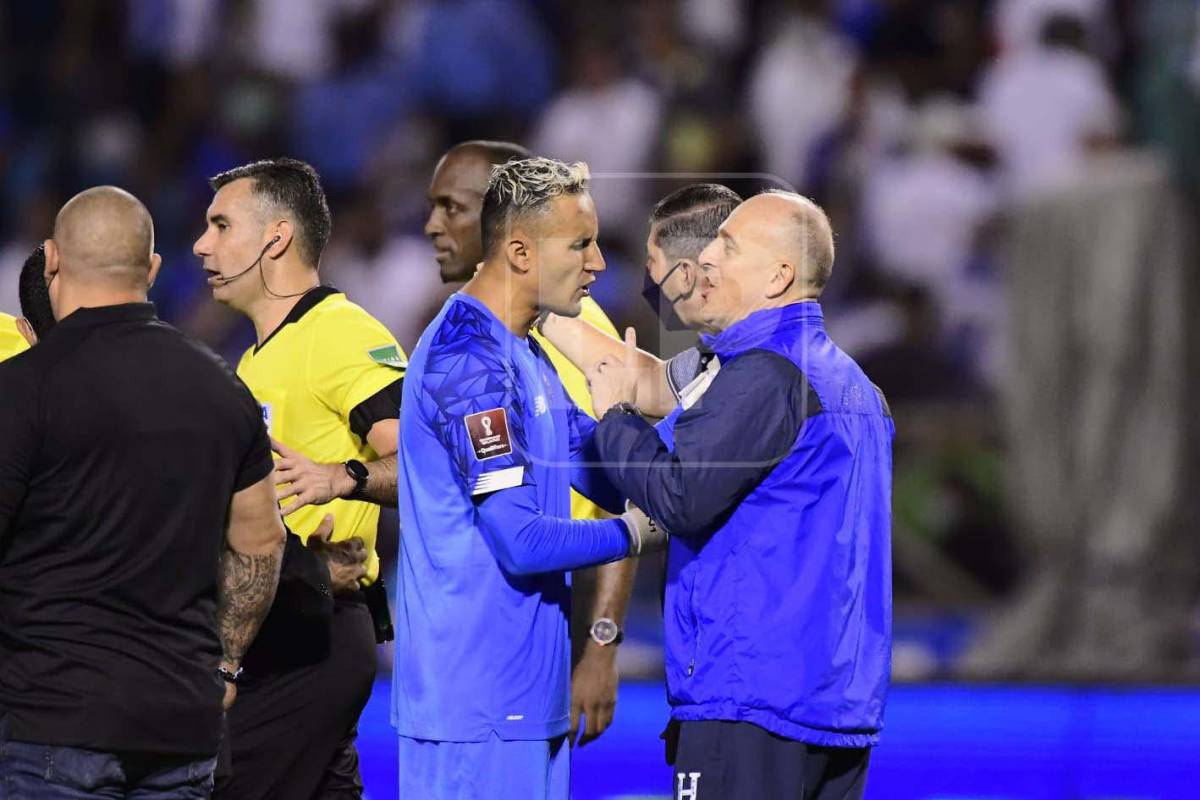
[258,233,318,300]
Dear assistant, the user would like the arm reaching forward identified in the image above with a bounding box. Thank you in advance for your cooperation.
[540,315,678,417]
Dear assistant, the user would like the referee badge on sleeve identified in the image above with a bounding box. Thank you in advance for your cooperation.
[465,408,512,461]
[368,344,407,370]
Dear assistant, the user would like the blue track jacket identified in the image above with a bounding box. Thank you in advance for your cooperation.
[594,302,894,747]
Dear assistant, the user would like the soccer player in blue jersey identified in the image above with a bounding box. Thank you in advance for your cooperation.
[395,157,666,799]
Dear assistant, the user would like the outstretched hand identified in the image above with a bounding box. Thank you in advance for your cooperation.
[272,438,356,516]
[586,327,640,417]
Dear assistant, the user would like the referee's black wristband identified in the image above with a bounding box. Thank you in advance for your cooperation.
[218,665,243,685]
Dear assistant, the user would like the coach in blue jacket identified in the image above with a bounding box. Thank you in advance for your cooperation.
[589,191,894,800]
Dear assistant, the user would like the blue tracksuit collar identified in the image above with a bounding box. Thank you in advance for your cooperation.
[700,301,823,358]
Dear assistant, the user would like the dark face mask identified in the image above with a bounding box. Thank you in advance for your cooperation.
[642,260,690,331]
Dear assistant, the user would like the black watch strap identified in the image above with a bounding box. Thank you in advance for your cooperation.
[218,665,243,685]
[344,459,369,497]
[609,401,641,418]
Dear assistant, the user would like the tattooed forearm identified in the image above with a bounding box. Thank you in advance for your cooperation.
[217,545,282,666]
[362,454,398,506]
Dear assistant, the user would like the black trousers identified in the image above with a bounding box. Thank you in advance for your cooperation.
[668,720,871,800]
[214,596,377,800]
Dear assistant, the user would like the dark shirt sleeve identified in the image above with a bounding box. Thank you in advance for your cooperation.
[348,377,403,440]
[566,402,625,514]
[666,346,703,400]
[233,383,275,492]
[474,481,630,576]
[0,361,38,544]
[593,349,817,542]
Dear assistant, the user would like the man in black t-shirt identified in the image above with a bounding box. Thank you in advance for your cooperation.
[0,186,285,798]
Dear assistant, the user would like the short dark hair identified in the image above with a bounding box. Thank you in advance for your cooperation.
[209,158,332,267]
[649,183,742,262]
[18,244,55,337]
[480,158,590,258]
[449,140,530,167]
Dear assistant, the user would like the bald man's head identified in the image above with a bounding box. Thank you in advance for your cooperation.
[52,186,155,287]
[426,141,530,283]
[694,191,835,332]
[756,191,835,292]
[44,186,161,321]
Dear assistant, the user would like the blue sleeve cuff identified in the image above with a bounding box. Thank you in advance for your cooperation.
[475,484,631,575]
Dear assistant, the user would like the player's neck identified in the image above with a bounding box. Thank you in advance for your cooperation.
[462,265,539,338]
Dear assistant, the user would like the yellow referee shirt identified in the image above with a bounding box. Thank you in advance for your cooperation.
[530,296,619,521]
[0,314,30,363]
[236,288,406,585]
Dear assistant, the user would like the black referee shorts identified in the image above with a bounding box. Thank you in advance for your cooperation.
[214,594,377,800]
[668,719,870,800]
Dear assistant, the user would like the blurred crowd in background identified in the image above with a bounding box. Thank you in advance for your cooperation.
[2,0,1199,682]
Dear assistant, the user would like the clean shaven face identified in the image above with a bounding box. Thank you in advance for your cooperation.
[530,193,605,318]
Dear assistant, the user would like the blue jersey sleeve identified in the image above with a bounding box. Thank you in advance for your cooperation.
[423,342,534,498]
[475,485,631,575]
[422,337,630,575]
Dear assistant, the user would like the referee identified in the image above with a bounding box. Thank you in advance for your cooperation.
[194,158,405,798]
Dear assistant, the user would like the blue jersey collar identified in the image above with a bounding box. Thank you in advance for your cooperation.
[452,292,532,344]
[701,301,823,357]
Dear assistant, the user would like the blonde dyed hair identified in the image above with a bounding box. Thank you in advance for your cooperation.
[481,157,591,256]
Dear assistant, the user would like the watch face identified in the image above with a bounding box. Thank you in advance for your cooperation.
[346,460,369,480]
[591,618,618,645]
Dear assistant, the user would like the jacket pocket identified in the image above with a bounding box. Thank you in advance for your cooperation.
[686,577,700,677]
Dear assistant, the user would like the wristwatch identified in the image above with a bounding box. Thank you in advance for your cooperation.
[609,401,641,418]
[344,459,369,498]
[589,617,624,647]
[218,664,243,685]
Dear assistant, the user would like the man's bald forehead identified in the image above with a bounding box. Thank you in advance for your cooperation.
[739,191,835,290]
[434,141,530,192]
[434,147,492,181]
[741,191,822,219]
[430,150,497,204]
[446,140,529,167]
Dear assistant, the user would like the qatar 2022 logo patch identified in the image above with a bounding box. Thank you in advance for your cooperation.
[464,408,512,461]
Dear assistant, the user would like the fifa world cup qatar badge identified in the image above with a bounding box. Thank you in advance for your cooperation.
[465,408,513,461]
